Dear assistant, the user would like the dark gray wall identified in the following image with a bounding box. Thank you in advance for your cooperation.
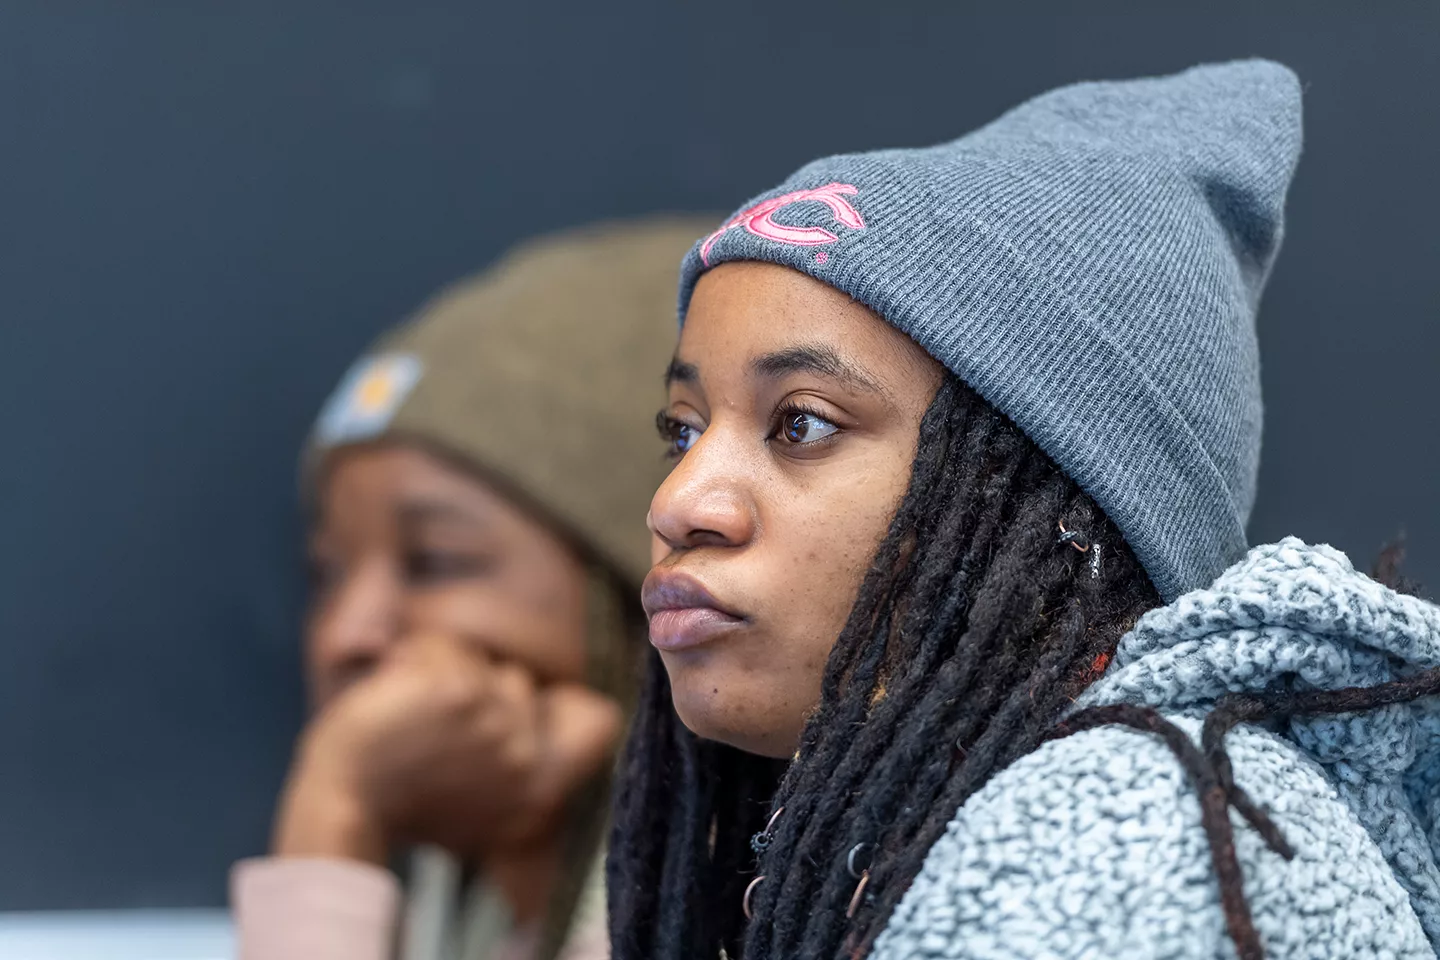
[0,2,1435,908]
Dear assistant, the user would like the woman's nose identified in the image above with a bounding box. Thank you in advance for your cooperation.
[306,558,402,696]
[648,428,758,553]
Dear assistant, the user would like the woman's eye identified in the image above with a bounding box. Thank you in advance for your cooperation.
[405,551,494,584]
[776,410,839,445]
[656,411,700,458]
[307,556,342,594]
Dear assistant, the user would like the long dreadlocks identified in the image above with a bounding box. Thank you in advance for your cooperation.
[608,372,1436,960]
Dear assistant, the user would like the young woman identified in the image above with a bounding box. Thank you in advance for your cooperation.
[609,62,1440,960]
[231,217,714,960]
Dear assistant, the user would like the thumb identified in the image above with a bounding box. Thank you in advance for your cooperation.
[532,684,624,802]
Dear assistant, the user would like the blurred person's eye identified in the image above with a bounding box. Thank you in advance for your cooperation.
[404,549,496,585]
[307,549,343,594]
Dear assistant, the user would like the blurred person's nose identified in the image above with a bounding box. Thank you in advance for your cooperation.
[306,556,403,705]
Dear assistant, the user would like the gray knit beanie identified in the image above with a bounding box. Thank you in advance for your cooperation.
[679,60,1303,601]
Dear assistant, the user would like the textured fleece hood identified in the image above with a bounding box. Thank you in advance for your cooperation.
[1080,538,1440,948]
[873,540,1440,959]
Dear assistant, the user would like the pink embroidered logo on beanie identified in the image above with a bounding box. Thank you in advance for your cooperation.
[699,182,865,265]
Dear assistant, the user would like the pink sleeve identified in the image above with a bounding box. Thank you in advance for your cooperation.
[231,857,401,960]
[554,897,609,960]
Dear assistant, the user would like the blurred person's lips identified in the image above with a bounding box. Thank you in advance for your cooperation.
[642,570,746,652]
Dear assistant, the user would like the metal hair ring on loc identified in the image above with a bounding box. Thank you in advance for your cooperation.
[750,806,784,855]
[742,875,765,921]
[1058,520,1103,580]
[846,842,873,919]
[846,842,872,879]
[742,806,786,920]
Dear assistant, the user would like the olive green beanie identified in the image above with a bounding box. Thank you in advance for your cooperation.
[310,216,712,587]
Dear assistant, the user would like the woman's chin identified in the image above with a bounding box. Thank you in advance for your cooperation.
[668,674,802,759]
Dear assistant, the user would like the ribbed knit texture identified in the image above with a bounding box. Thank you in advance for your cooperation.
[679,61,1303,600]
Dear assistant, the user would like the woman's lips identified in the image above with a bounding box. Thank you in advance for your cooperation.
[642,571,746,652]
[648,608,745,651]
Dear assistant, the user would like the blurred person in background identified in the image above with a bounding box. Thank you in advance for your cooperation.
[231,217,710,960]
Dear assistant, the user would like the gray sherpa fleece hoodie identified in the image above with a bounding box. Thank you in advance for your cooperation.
[871,539,1440,959]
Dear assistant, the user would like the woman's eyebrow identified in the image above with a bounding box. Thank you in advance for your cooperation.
[664,357,699,386]
[397,498,487,530]
[751,345,887,395]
